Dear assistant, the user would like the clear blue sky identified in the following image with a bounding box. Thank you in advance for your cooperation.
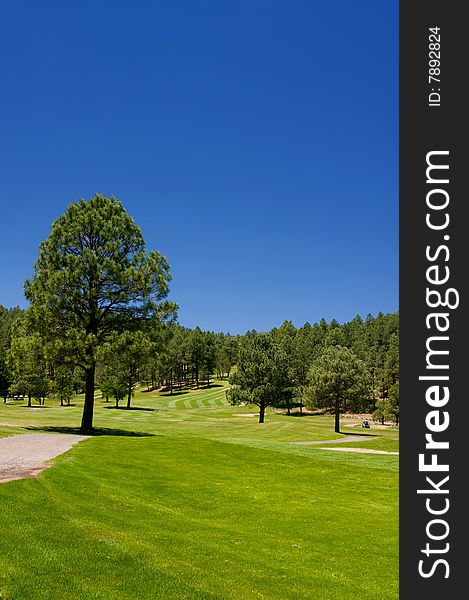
[0,0,398,334]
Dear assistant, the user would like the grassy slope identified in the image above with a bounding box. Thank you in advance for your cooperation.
[0,382,398,599]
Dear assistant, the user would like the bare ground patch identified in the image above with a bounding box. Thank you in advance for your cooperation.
[288,435,376,446]
[0,433,90,484]
[317,447,399,455]
[235,413,258,417]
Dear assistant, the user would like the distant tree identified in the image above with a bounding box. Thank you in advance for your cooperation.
[215,334,237,379]
[100,330,153,409]
[0,306,25,354]
[384,333,399,387]
[71,367,85,396]
[324,325,346,348]
[372,398,387,426]
[387,383,399,425]
[199,331,217,387]
[157,326,188,393]
[158,343,178,394]
[0,354,13,403]
[100,375,128,409]
[363,313,399,405]
[187,327,204,388]
[374,383,399,426]
[8,329,49,407]
[272,321,297,414]
[141,315,177,390]
[96,360,113,401]
[50,364,75,406]
[227,332,290,423]
[290,323,318,413]
[25,194,176,430]
[342,314,365,357]
[305,345,371,433]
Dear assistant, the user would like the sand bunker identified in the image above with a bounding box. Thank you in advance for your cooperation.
[317,446,399,455]
[289,435,375,445]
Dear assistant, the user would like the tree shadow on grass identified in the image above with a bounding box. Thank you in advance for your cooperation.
[282,411,325,418]
[103,406,156,411]
[336,431,377,437]
[23,425,155,437]
[159,383,224,396]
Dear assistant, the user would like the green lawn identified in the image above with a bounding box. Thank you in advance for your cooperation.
[0,381,398,599]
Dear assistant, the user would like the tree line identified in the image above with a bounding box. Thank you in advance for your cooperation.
[227,314,399,430]
[0,308,239,410]
[0,194,398,433]
[1,301,399,432]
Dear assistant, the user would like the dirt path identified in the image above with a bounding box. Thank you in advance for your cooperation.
[289,435,376,446]
[0,433,89,484]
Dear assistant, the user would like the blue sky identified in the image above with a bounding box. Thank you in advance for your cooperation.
[0,0,398,334]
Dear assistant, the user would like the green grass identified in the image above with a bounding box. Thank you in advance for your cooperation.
[0,381,398,599]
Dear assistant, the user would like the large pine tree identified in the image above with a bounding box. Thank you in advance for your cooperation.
[25,194,176,430]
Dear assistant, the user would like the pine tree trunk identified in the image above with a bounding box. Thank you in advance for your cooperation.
[259,403,265,423]
[334,399,340,433]
[126,377,132,409]
[81,364,95,430]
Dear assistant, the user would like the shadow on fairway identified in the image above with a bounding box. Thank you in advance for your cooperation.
[336,431,377,437]
[281,411,326,418]
[103,406,156,411]
[23,426,155,437]
[159,383,224,397]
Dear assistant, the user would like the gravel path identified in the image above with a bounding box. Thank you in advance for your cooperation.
[289,435,376,445]
[0,433,89,484]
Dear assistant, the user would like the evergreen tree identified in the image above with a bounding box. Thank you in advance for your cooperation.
[8,327,49,407]
[305,345,371,433]
[49,364,75,406]
[100,330,154,409]
[227,332,290,423]
[0,354,13,403]
[24,194,176,430]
